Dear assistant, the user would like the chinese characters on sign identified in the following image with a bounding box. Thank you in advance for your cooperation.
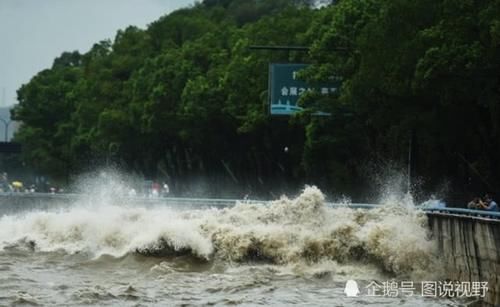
[363,281,488,298]
[268,63,340,115]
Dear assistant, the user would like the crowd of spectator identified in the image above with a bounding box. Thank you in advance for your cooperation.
[468,194,498,211]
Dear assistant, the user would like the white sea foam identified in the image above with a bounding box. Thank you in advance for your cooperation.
[0,186,439,278]
[0,206,213,259]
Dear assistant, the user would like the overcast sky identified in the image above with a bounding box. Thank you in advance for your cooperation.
[0,0,195,107]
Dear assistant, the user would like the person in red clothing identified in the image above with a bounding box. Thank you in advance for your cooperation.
[151,182,160,197]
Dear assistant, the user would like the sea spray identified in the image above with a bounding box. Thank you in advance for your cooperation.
[0,186,439,279]
[0,206,213,259]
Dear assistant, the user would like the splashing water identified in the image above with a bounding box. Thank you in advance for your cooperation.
[0,186,439,279]
[0,183,462,306]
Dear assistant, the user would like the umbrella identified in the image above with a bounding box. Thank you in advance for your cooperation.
[12,181,23,188]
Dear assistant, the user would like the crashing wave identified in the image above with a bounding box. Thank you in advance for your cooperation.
[0,186,437,277]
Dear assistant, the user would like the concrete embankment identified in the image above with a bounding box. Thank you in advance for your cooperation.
[0,193,241,215]
[428,212,500,306]
[0,193,78,214]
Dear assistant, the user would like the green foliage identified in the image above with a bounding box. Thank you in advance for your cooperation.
[12,0,500,198]
[304,0,500,195]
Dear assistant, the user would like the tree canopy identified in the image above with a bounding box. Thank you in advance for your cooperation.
[12,0,500,200]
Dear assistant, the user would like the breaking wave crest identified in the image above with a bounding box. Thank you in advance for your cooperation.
[0,186,437,277]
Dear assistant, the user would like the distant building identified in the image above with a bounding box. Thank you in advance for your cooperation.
[0,106,19,141]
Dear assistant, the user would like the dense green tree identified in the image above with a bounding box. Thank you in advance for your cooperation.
[13,52,83,180]
[12,0,500,200]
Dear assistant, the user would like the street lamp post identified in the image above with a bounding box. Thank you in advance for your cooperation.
[0,118,12,141]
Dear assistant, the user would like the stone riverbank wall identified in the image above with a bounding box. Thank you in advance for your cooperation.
[427,212,500,306]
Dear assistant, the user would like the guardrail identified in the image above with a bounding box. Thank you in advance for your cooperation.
[336,202,500,220]
[423,206,500,220]
[342,203,500,220]
[0,192,499,220]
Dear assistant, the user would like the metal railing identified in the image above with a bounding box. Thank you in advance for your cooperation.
[0,192,499,220]
[423,206,500,220]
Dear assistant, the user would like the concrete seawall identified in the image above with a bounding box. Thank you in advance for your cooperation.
[0,193,246,215]
[427,212,500,306]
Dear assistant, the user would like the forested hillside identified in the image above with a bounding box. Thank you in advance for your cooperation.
[12,0,500,199]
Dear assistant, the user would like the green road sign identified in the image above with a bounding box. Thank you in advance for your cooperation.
[269,63,340,115]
